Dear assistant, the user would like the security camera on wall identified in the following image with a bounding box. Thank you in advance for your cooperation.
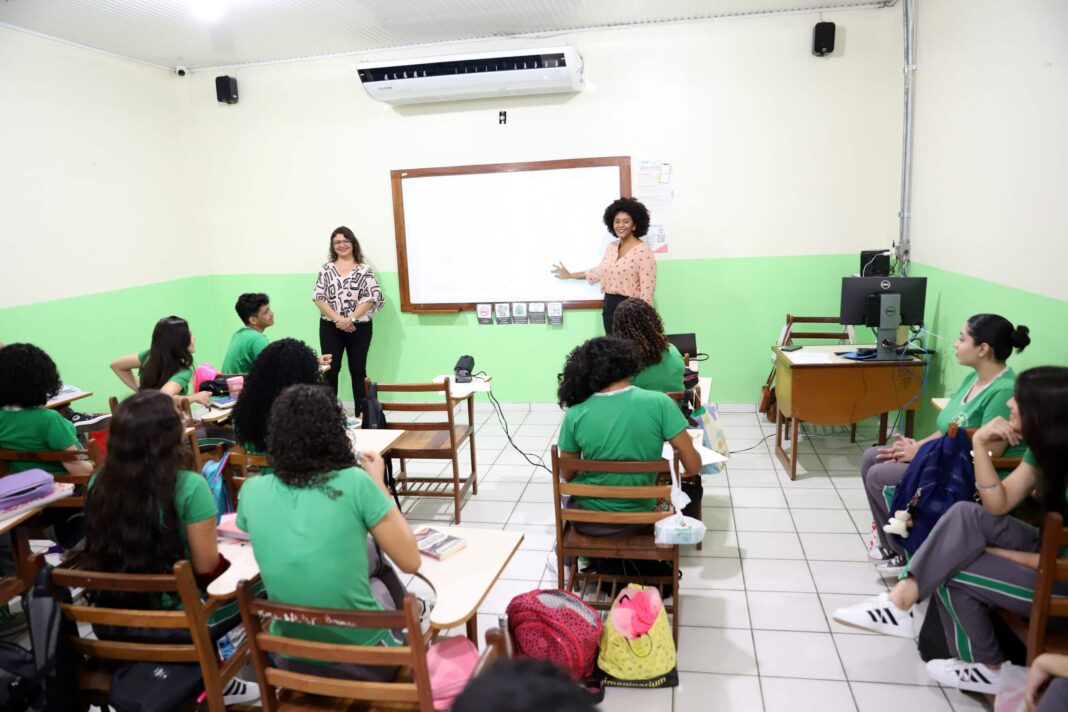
[175,66,188,77]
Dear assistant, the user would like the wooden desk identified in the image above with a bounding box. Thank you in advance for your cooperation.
[772,345,925,479]
[349,428,406,455]
[190,403,235,424]
[209,526,523,643]
[46,385,92,410]
[0,484,75,605]
[431,375,492,400]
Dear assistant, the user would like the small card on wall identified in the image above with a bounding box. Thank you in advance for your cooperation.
[476,304,493,325]
[494,303,512,324]
[528,302,546,324]
[511,302,528,324]
[547,302,563,326]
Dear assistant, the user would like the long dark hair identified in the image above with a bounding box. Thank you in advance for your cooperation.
[557,336,641,408]
[266,384,355,492]
[1016,366,1068,519]
[140,316,194,390]
[83,391,192,604]
[0,343,62,407]
[329,226,364,263]
[232,338,322,452]
[612,298,669,369]
[966,314,1030,362]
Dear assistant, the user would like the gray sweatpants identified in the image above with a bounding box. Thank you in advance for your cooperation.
[907,501,1068,664]
[861,446,910,555]
[1036,677,1068,712]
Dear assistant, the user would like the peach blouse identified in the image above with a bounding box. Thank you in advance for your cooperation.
[585,240,657,304]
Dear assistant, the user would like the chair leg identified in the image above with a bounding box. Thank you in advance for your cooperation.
[672,553,680,645]
[556,547,565,590]
[850,423,857,443]
[451,455,462,525]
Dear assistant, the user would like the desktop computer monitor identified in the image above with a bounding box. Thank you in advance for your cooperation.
[839,277,927,359]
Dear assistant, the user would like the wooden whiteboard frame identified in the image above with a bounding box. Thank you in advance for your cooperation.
[391,156,632,313]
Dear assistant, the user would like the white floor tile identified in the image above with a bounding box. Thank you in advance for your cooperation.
[819,451,864,471]
[741,559,815,593]
[403,499,455,521]
[828,472,865,490]
[675,672,764,712]
[703,487,732,507]
[685,528,740,558]
[727,453,779,470]
[518,482,554,503]
[471,480,527,501]
[483,464,536,482]
[941,688,990,711]
[733,508,796,532]
[836,488,871,508]
[753,630,845,679]
[499,549,549,581]
[459,499,514,524]
[515,423,559,437]
[731,487,788,508]
[779,471,836,488]
[679,588,750,629]
[736,531,805,560]
[477,579,537,615]
[702,507,735,531]
[726,468,783,488]
[791,509,861,534]
[505,523,557,551]
[799,533,869,562]
[747,591,829,632]
[599,685,673,712]
[680,557,745,590]
[834,633,938,686]
[494,448,546,466]
[761,676,856,712]
[851,681,953,711]
[785,488,847,509]
[509,435,552,452]
[809,561,888,595]
[507,502,555,526]
[521,410,564,424]
[849,509,876,534]
[676,626,758,674]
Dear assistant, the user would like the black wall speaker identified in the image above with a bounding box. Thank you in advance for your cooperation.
[215,75,238,104]
[813,22,836,57]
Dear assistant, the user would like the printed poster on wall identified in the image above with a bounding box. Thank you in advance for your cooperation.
[476,304,493,325]
[635,159,674,254]
[547,302,563,326]
[494,303,512,324]
[512,303,529,324]
[528,302,546,324]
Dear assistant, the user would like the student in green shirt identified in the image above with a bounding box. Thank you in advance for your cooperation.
[237,384,420,681]
[863,314,1031,569]
[556,336,701,536]
[221,293,273,374]
[110,316,212,406]
[611,297,685,394]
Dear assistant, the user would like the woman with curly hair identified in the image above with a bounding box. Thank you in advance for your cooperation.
[556,337,701,536]
[552,197,657,333]
[236,384,419,681]
[110,315,212,406]
[82,390,260,704]
[611,297,684,393]
[231,338,322,471]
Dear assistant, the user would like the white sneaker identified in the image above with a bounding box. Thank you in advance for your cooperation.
[222,677,261,705]
[925,658,1000,694]
[875,555,907,575]
[868,545,895,562]
[832,592,914,637]
[546,544,558,575]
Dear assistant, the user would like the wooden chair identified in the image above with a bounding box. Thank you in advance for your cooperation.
[550,446,681,643]
[52,559,250,711]
[947,423,1024,471]
[224,446,270,504]
[662,396,704,551]
[0,440,100,509]
[1025,512,1068,663]
[366,378,477,524]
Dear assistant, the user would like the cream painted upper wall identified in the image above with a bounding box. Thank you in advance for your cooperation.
[0,26,198,308]
[185,10,902,274]
[909,0,1068,301]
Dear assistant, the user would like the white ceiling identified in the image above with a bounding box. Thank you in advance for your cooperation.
[0,0,892,71]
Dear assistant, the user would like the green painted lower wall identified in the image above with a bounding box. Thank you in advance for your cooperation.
[3,258,1063,420]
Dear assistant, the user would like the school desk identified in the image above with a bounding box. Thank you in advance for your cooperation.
[45,384,92,410]
[0,483,74,606]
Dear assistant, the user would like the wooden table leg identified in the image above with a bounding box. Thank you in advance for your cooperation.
[774,409,799,481]
[878,413,889,445]
[905,410,916,438]
[466,616,479,643]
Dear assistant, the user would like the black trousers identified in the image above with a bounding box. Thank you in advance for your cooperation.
[602,293,627,334]
[319,318,374,414]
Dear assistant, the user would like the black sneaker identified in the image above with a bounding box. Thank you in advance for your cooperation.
[69,412,111,427]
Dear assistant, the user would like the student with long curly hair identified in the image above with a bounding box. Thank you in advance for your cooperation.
[110,316,212,406]
[611,297,684,393]
[236,384,420,681]
[81,390,259,704]
[556,337,701,536]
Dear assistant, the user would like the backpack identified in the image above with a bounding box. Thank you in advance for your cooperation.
[506,590,602,680]
[596,584,678,688]
[362,383,401,509]
[888,428,976,554]
[200,450,234,520]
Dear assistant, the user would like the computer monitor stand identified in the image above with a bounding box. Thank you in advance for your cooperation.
[875,293,901,360]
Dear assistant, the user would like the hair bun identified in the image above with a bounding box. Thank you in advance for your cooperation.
[1012,325,1031,351]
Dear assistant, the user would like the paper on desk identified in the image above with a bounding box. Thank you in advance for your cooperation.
[787,352,834,365]
[662,442,728,466]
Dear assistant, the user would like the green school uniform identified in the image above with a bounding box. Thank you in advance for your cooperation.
[236,467,395,652]
[557,387,688,513]
[631,344,685,394]
[137,349,193,395]
[221,327,269,374]
[0,407,79,473]
[936,369,1026,461]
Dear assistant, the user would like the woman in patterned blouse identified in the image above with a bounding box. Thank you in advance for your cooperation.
[313,226,384,416]
[551,197,657,334]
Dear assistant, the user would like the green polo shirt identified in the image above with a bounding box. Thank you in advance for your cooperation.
[631,344,685,394]
[221,327,269,374]
[137,349,193,395]
[937,369,1025,460]
[0,407,80,473]
[557,386,688,513]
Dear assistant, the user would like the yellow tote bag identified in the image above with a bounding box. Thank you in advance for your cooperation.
[595,584,678,688]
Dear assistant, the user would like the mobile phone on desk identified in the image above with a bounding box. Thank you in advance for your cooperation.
[782,345,803,352]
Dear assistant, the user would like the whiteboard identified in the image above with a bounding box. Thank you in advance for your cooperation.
[392,157,631,312]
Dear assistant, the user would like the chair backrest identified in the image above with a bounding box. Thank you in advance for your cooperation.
[782,314,852,344]
[550,445,674,532]
[237,581,433,712]
[0,441,99,508]
[52,559,246,712]
[224,447,269,504]
[366,378,458,435]
[108,396,120,414]
[1028,511,1068,664]
[946,423,1024,471]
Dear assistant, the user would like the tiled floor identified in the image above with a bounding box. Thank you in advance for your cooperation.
[397,403,992,712]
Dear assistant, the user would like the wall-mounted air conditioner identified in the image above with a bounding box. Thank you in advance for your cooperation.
[355,46,584,106]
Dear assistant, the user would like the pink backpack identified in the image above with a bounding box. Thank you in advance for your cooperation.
[506,590,603,680]
[193,364,221,392]
[426,635,479,710]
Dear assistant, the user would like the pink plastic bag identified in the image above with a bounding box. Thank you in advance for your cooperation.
[193,364,221,392]
[610,587,663,640]
[426,635,479,710]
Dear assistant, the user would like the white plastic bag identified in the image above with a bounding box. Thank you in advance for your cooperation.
[654,463,707,545]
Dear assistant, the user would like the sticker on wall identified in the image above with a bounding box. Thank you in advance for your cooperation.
[494,303,512,324]
[476,304,493,325]
[635,158,674,254]
[547,302,563,326]
[512,302,528,324]
[528,302,546,324]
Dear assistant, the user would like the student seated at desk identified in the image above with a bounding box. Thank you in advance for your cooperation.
[110,316,212,406]
[231,338,322,472]
[81,390,259,704]
[221,292,273,374]
[236,384,420,681]
[834,366,1068,695]
[556,337,701,536]
[863,314,1030,572]
[611,297,684,394]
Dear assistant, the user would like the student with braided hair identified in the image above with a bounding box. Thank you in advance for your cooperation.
[611,297,684,394]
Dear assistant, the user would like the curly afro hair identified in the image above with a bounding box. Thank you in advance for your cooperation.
[557,336,641,408]
[612,298,669,369]
[266,383,356,492]
[602,197,651,238]
[0,343,62,407]
[232,338,322,453]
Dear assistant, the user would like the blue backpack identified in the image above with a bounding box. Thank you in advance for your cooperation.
[200,450,233,521]
[888,428,976,554]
